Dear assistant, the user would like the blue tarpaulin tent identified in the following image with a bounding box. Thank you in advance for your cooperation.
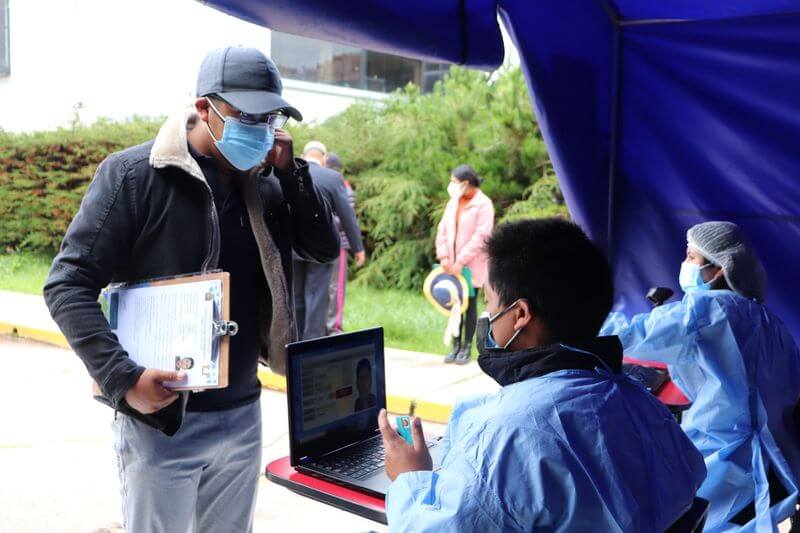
[203,0,800,341]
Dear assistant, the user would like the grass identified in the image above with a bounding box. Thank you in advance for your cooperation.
[0,253,53,295]
[0,252,477,355]
[344,284,478,356]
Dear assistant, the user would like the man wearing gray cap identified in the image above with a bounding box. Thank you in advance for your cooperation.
[601,221,800,530]
[44,46,339,531]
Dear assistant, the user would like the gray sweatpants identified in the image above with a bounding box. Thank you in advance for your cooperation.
[113,401,262,533]
[292,258,336,340]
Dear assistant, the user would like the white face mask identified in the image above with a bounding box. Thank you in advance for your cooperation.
[447,181,466,199]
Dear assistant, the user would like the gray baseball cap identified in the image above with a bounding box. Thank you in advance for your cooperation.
[196,46,302,121]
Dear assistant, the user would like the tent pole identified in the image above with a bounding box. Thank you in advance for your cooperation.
[458,0,468,64]
[604,1,623,261]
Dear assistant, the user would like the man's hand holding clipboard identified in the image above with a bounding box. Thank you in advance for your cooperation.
[124,368,188,414]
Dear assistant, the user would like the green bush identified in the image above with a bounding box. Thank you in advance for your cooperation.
[500,175,569,224]
[0,67,566,289]
[0,117,162,252]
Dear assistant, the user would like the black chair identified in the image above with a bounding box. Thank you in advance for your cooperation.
[666,497,710,533]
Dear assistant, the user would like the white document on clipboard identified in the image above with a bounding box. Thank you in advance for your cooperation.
[102,272,234,391]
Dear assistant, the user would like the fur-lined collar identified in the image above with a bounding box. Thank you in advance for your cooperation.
[149,112,206,182]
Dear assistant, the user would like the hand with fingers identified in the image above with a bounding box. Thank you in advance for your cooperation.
[265,128,297,177]
[124,368,186,414]
[378,408,433,481]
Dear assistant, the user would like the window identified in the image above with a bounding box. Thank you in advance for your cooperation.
[0,0,8,76]
[271,32,448,94]
[422,62,451,93]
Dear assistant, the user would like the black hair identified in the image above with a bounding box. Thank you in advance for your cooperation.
[699,257,731,291]
[326,152,343,171]
[452,164,483,188]
[485,218,614,342]
[356,358,371,376]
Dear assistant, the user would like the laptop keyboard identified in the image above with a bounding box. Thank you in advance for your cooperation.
[310,437,438,480]
[312,438,387,479]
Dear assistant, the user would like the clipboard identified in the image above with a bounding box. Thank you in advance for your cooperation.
[95,270,236,396]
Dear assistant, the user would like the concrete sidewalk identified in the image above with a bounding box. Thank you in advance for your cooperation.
[0,290,498,423]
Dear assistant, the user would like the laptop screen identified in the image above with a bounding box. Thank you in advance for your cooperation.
[287,328,386,464]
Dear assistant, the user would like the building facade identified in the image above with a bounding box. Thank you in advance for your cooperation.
[0,0,451,132]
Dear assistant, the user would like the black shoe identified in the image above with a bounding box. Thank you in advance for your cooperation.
[455,343,472,365]
[444,338,461,364]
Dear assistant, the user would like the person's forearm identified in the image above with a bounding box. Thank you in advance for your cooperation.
[386,470,503,532]
[335,195,364,254]
[274,157,311,205]
[43,152,145,405]
[435,237,449,262]
[343,225,364,254]
[277,161,340,262]
[456,239,481,265]
[456,226,491,265]
[605,304,696,363]
[44,275,144,405]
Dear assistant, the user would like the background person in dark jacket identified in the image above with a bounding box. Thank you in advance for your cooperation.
[324,152,364,335]
[43,47,339,532]
[293,141,364,340]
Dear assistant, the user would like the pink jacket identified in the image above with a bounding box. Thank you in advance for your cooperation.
[435,190,495,288]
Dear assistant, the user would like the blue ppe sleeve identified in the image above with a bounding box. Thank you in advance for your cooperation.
[385,462,507,532]
[600,300,704,364]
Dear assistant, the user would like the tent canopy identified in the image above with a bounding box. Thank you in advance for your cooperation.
[204,0,800,341]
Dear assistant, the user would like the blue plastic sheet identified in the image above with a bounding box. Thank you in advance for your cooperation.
[200,0,504,70]
[202,0,800,347]
[610,10,800,330]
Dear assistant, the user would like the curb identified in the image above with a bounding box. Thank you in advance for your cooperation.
[0,322,71,349]
[0,321,454,424]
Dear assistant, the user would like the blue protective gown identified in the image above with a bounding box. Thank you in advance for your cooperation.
[601,290,800,531]
[385,352,706,532]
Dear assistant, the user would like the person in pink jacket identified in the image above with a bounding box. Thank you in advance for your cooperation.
[435,164,495,364]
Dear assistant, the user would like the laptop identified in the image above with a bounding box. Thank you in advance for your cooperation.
[286,327,443,497]
[622,363,668,393]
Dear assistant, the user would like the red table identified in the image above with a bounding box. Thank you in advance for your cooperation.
[266,457,387,524]
[623,356,691,411]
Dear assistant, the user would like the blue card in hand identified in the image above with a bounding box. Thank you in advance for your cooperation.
[396,415,413,444]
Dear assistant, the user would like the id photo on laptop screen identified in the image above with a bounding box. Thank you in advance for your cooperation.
[353,357,378,413]
[302,348,377,431]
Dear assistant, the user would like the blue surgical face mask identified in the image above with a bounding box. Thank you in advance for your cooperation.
[206,98,275,171]
[476,300,523,356]
[679,262,714,293]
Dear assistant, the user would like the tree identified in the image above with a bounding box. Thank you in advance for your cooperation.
[289,66,566,290]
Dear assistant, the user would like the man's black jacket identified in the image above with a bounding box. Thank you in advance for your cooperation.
[43,113,340,435]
